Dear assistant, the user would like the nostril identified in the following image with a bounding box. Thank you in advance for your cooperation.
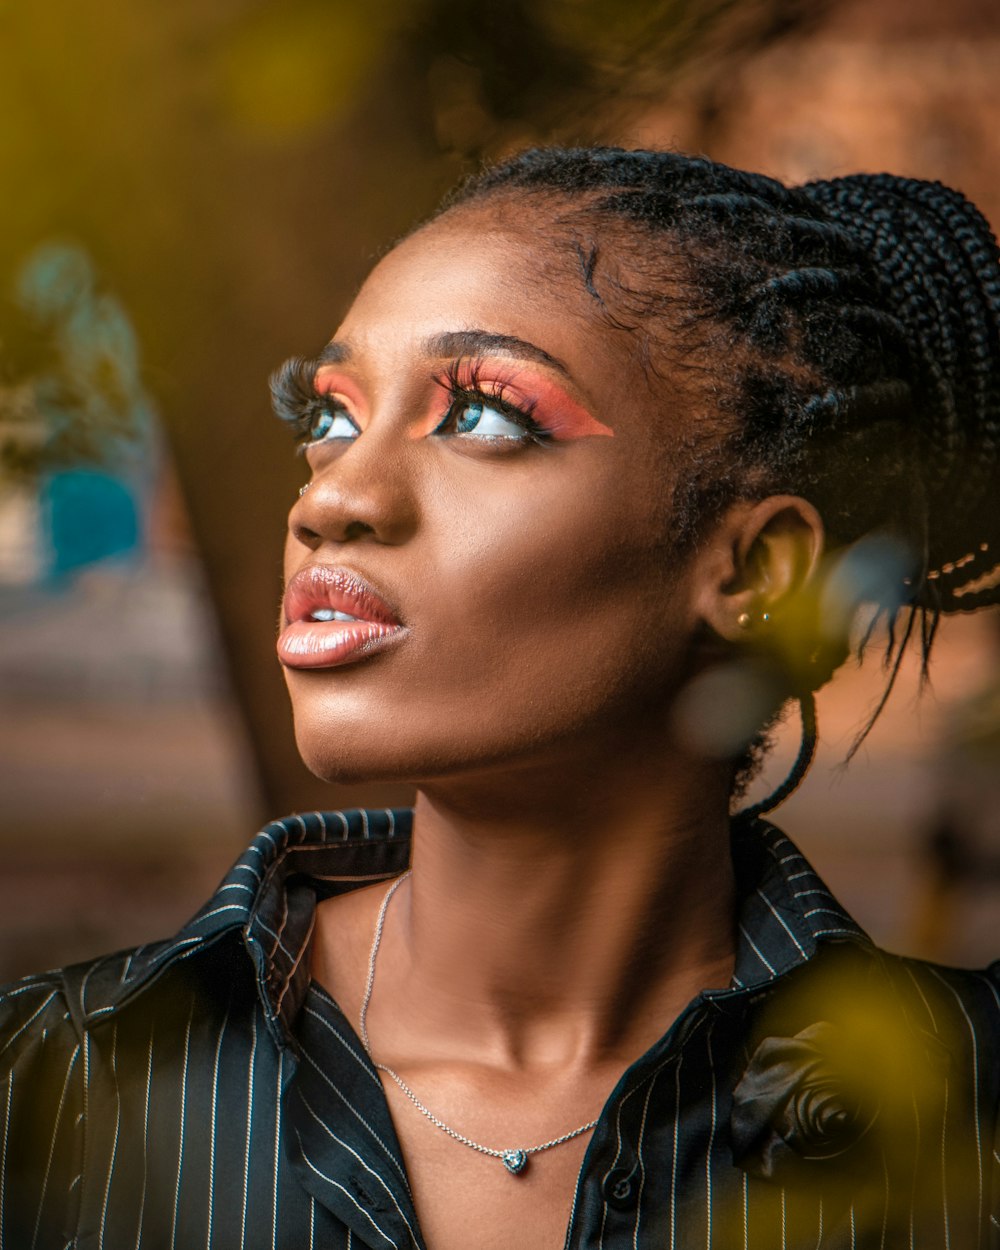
[293,523,321,547]
[343,520,376,541]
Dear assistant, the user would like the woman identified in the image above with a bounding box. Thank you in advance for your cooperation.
[4,147,1000,1249]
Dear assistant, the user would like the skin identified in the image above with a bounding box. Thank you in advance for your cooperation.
[284,201,824,1250]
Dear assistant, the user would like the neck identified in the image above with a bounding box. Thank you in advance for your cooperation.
[376,750,737,1073]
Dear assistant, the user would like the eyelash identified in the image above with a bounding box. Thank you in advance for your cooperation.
[270,357,352,454]
[432,359,549,445]
[268,355,550,449]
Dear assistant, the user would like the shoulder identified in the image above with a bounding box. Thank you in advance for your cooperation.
[875,949,1000,1040]
[871,950,1000,1122]
[0,969,80,1065]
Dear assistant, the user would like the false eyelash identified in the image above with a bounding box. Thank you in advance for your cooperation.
[435,358,547,440]
[269,356,331,445]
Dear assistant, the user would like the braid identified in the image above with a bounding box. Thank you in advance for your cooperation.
[453,147,1000,606]
[444,146,1000,799]
[802,174,1000,607]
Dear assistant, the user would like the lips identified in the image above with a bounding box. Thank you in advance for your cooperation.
[277,565,405,670]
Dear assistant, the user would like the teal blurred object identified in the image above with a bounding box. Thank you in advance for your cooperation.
[41,469,139,578]
[3,242,155,583]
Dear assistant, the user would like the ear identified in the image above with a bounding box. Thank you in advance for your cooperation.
[694,495,825,643]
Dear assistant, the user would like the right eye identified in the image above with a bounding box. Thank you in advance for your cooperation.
[308,405,359,443]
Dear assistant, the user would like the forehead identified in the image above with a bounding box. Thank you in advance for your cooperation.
[335,205,635,381]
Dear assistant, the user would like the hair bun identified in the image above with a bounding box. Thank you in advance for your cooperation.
[802,174,1000,608]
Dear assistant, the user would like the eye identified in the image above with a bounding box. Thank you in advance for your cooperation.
[308,404,359,444]
[443,400,529,440]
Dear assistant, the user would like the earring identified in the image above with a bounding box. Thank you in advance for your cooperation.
[737,611,752,630]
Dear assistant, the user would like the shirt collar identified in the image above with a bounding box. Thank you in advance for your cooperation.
[72,809,870,1037]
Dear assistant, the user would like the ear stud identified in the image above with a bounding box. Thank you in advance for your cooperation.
[737,610,770,630]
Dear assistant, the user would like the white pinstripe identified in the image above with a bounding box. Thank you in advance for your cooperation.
[815,1196,823,1249]
[803,906,855,921]
[298,1044,409,1184]
[669,1055,683,1250]
[0,990,57,1057]
[738,925,777,976]
[631,1069,658,1250]
[0,1074,11,1250]
[254,917,297,964]
[216,881,256,896]
[267,893,291,964]
[206,1005,230,1250]
[303,1000,388,1089]
[238,1010,259,1250]
[189,904,249,928]
[905,965,940,1032]
[97,1023,121,1250]
[273,910,317,1017]
[169,1003,194,1250]
[134,1032,154,1250]
[930,968,984,1231]
[232,863,264,882]
[704,1019,718,1249]
[298,1093,421,1246]
[756,890,808,959]
[597,1069,629,1249]
[296,1133,399,1249]
[908,1090,921,1250]
[941,1075,952,1250]
[0,981,55,1000]
[780,1188,786,1250]
[30,1043,80,1250]
[272,1051,282,1250]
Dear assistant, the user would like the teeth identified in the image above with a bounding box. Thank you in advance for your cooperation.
[311,608,360,623]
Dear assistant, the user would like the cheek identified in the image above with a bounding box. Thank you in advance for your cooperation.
[415,465,692,720]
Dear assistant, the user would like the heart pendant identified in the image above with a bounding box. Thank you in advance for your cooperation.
[501,1149,528,1175]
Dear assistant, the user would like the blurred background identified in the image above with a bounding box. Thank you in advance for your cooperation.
[2,0,999,980]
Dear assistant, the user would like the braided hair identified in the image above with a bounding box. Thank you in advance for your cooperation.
[441,147,1000,804]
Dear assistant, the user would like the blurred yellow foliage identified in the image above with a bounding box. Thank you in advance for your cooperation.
[218,0,412,139]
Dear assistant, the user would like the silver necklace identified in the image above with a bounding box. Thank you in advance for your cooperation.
[358,870,600,1177]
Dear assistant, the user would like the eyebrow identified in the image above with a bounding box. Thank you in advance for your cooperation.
[424,330,570,376]
[311,330,570,377]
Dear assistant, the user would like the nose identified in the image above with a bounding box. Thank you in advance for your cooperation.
[288,431,420,550]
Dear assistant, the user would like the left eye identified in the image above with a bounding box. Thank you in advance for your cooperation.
[448,401,526,439]
[309,406,359,443]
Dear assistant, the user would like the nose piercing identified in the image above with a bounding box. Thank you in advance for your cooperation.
[298,482,312,497]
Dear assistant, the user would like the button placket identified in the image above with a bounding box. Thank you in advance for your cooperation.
[603,1166,639,1211]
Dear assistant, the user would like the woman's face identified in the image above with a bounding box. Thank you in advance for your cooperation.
[280,204,708,785]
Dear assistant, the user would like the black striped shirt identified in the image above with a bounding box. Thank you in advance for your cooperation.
[3,809,1000,1248]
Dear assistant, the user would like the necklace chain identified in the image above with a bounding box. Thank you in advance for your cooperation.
[358,870,600,1175]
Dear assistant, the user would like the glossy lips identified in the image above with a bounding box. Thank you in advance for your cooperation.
[277,566,405,670]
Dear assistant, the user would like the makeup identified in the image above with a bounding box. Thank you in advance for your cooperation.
[271,346,613,450]
[278,565,405,670]
[432,358,613,442]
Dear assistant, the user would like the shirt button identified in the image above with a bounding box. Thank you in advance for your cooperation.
[603,1168,637,1210]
